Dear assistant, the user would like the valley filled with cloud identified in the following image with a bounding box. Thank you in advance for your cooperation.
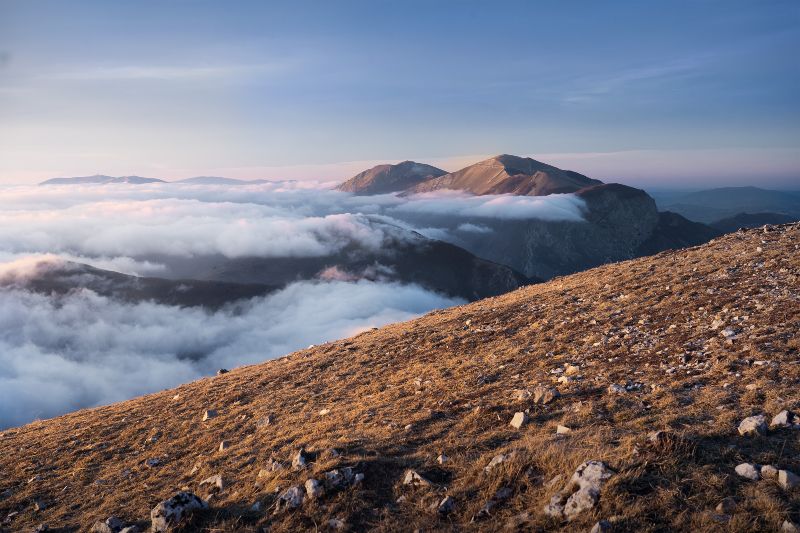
[0,181,586,427]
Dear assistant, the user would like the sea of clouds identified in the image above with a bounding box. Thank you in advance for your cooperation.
[0,181,587,428]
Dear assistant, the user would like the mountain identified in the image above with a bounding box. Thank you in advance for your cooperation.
[657,186,800,223]
[405,154,602,196]
[336,161,447,195]
[2,224,797,531]
[145,221,534,302]
[0,258,276,309]
[390,179,720,280]
[39,175,165,185]
[710,212,799,233]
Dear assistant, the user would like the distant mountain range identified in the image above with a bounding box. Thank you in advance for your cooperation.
[653,186,800,223]
[39,175,166,185]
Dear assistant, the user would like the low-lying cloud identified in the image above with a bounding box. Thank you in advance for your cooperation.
[0,278,460,428]
[389,191,587,220]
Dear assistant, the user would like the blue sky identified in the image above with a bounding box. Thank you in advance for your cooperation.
[0,0,798,187]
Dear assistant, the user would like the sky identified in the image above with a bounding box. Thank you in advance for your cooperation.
[0,0,798,188]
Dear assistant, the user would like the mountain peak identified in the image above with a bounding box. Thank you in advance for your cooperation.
[405,154,602,196]
[336,161,447,195]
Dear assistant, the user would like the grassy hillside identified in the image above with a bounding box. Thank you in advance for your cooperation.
[1,224,798,532]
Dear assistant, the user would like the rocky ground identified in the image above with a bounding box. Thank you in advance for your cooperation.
[1,224,798,532]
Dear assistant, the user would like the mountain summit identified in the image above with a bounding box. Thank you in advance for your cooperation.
[335,161,446,195]
[405,154,602,196]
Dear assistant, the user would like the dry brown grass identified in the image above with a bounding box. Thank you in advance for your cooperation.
[1,224,798,532]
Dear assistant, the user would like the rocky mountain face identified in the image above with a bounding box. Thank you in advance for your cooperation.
[1,224,797,532]
[335,161,447,195]
[405,154,601,196]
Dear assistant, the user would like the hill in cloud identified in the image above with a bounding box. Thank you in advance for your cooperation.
[39,175,165,185]
[1,223,797,531]
[335,161,447,195]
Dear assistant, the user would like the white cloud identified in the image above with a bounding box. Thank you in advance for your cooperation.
[390,190,587,221]
[0,279,461,428]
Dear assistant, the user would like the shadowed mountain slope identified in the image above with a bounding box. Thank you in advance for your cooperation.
[1,224,797,531]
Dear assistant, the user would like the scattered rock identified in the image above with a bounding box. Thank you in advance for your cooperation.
[218,440,230,452]
[276,486,305,510]
[533,386,560,405]
[145,458,161,468]
[437,454,448,464]
[556,425,572,435]
[735,463,760,481]
[319,408,330,416]
[510,412,528,429]
[783,520,800,533]
[564,363,580,376]
[771,410,799,429]
[738,415,767,436]
[543,460,615,521]
[403,469,432,487]
[778,470,799,490]
[199,474,224,492]
[761,465,779,479]
[514,389,531,401]
[216,368,228,375]
[292,449,308,470]
[202,410,217,421]
[305,478,325,500]
[473,487,512,520]
[607,384,626,394]
[716,497,737,514]
[436,496,455,514]
[150,492,207,533]
[484,453,513,473]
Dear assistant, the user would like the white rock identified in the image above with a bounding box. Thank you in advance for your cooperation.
[218,440,230,452]
[292,449,308,470]
[771,410,798,429]
[557,425,572,434]
[607,384,626,394]
[783,520,800,532]
[564,364,580,376]
[436,454,448,464]
[199,474,224,492]
[533,386,560,404]
[737,415,767,436]
[402,469,432,487]
[564,487,600,521]
[305,478,325,500]
[510,412,528,429]
[590,520,613,533]
[327,518,346,530]
[150,492,207,532]
[277,486,305,509]
[778,470,799,490]
[202,410,217,421]
[735,463,760,480]
[484,453,513,473]
[514,389,531,401]
[319,408,330,416]
[761,465,779,479]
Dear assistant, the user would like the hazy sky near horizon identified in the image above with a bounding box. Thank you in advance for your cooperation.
[0,0,798,187]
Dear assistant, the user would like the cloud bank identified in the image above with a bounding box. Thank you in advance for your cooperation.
[0,279,460,428]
